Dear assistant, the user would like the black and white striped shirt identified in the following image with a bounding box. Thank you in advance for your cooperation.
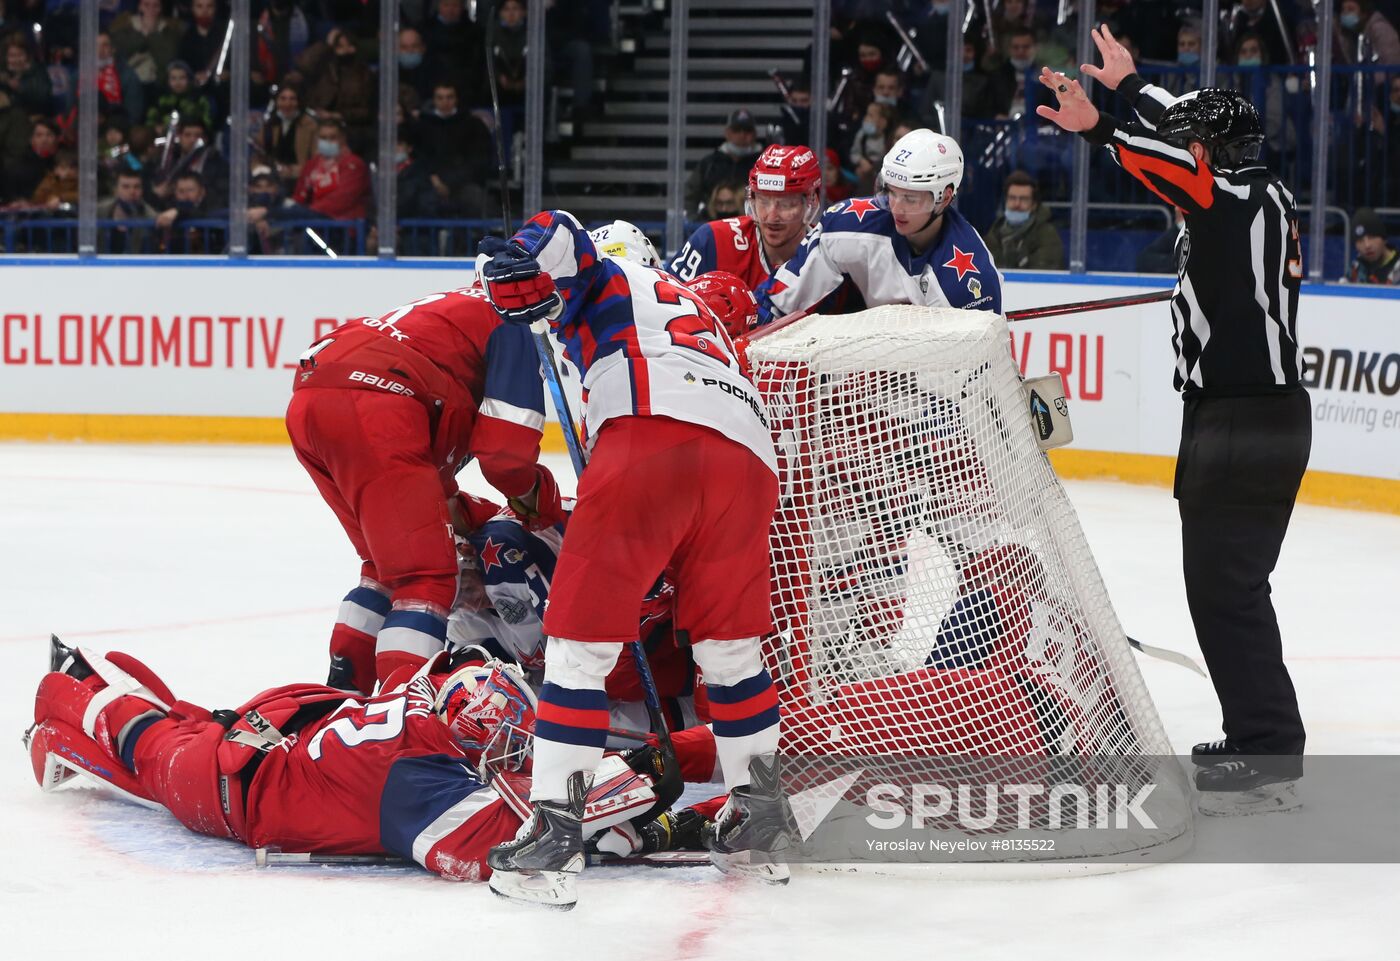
[1082,75,1304,396]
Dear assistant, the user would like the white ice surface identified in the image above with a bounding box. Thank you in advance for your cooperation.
[2,443,1396,960]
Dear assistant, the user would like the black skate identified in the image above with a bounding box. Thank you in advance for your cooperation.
[706,756,795,884]
[487,771,588,909]
[1196,760,1301,817]
[1191,738,1240,766]
[49,635,93,680]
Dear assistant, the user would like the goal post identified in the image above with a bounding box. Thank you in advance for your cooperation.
[745,306,1193,872]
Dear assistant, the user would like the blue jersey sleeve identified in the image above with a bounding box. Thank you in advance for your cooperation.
[668,223,719,282]
[482,323,546,431]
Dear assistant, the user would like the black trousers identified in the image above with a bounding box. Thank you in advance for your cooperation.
[1174,389,1312,771]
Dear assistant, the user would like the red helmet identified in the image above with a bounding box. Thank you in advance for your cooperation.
[686,271,759,339]
[747,144,822,223]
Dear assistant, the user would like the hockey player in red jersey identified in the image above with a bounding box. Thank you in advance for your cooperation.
[668,143,821,287]
[477,210,789,907]
[26,638,679,890]
[286,285,562,693]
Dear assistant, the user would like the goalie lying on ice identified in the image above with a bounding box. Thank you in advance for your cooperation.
[26,638,691,881]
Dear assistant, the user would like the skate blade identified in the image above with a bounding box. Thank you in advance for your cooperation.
[1198,781,1301,817]
[709,849,791,885]
[488,869,579,910]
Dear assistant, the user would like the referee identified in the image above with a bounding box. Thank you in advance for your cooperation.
[1037,26,1311,813]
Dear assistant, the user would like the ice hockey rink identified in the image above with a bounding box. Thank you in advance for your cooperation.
[1,441,1396,960]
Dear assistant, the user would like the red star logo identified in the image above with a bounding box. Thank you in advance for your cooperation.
[479,537,503,573]
[844,198,879,221]
[942,245,979,282]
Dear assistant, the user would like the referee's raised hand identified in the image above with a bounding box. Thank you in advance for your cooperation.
[1035,69,1099,132]
[1081,24,1136,91]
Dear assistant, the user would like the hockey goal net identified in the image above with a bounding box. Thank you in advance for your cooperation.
[745,306,1192,868]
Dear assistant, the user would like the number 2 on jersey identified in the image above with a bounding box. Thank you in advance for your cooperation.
[654,280,736,367]
[307,697,406,760]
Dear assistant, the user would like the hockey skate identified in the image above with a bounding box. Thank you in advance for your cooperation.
[1195,760,1301,817]
[706,756,795,884]
[487,771,588,910]
[1191,738,1240,766]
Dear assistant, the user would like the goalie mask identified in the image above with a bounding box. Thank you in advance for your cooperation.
[876,128,964,227]
[588,220,662,269]
[434,659,537,776]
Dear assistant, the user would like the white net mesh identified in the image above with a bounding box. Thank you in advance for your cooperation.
[746,306,1192,863]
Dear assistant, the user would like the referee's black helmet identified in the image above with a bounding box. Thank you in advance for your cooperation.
[1156,88,1264,169]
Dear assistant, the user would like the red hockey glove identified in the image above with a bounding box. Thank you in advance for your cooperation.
[479,237,564,326]
[506,464,568,531]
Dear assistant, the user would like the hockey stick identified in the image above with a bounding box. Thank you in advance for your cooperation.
[1005,289,1173,322]
[739,289,1175,352]
[254,847,711,868]
[1127,636,1206,677]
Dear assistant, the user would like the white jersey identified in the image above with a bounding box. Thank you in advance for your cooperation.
[513,210,778,475]
[756,199,1004,322]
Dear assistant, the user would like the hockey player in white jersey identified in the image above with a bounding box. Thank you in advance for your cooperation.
[476,210,789,907]
[756,129,1002,323]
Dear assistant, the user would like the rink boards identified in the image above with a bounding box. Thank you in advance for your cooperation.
[1,258,1396,512]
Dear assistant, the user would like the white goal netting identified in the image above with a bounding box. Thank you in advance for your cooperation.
[745,306,1192,865]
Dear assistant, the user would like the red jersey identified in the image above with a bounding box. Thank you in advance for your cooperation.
[667,216,775,289]
[293,151,371,220]
[293,285,546,498]
[244,674,518,880]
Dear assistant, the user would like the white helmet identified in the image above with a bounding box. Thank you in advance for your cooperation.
[588,220,662,268]
[877,128,964,212]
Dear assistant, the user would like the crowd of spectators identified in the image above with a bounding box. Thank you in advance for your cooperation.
[725,0,1400,273]
[0,0,610,255]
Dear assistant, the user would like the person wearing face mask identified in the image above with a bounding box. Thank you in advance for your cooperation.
[684,109,765,218]
[98,169,160,253]
[1224,0,1292,68]
[995,27,1053,118]
[1227,33,1294,160]
[391,127,443,255]
[850,101,896,193]
[288,118,370,222]
[300,27,376,155]
[396,27,434,106]
[155,171,223,253]
[1334,0,1400,66]
[984,170,1065,270]
[872,66,911,115]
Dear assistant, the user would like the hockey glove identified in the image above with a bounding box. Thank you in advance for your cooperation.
[506,464,569,531]
[479,236,564,326]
